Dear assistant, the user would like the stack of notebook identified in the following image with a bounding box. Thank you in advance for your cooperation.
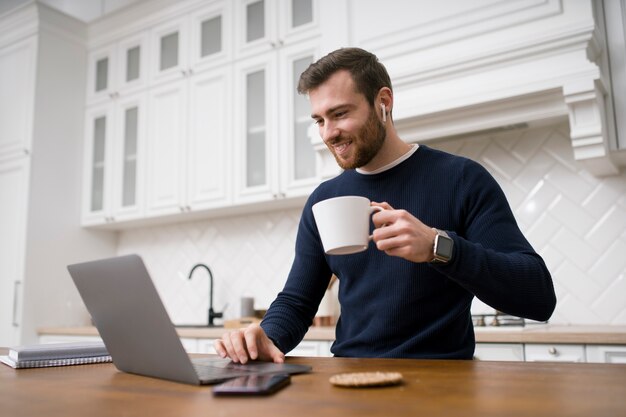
[0,341,111,369]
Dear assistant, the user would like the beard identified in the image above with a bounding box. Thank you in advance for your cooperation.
[328,106,387,170]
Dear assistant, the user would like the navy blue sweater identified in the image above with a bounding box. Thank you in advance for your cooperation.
[261,146,556,359]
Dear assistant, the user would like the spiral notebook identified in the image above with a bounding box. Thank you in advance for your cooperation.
[1,341,111,369]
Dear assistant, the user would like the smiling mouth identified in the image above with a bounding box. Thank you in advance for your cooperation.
[332,140,352,156]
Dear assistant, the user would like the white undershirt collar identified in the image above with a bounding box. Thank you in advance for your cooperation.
[356,144,419,175]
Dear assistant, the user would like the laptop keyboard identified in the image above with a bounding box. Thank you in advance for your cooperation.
[190,357,292,381]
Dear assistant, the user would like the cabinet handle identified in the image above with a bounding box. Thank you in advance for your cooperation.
[188,68,194,75]
[181,69,188,77]
[548,347,558,355]
[23,148,29,155]
[12,281,21,327]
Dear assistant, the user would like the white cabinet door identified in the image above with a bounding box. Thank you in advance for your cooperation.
[190,1,232,72]
[149,1,232,87]
[277,40,319,198]
[586,345,626,364]
[524,344,586,363]
[82,94,146,226]
[235,0,318,60]
[86,32,149,106]
[146,79,188,216]
[186,67,232,210]
[82,105,115,225]
[233,41,320,205]
[288,340,332,357]
[0,37,36,161]
[233,53,279,204]
[110,94,146,221]
[0,158,30,347]
[150,16,189,87]
[474,343,525,361]
[146,66,232,216]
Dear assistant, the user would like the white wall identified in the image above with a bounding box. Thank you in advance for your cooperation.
[117,122,626,326]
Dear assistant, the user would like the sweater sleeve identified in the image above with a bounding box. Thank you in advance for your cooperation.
[433,159,556,322]
[260,198,333,353]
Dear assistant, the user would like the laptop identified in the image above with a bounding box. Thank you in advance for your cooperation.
[67,254,311,385]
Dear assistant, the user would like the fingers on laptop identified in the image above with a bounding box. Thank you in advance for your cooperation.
[215,324,285,364]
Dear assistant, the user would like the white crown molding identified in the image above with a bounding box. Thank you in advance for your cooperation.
[0,1,38,48]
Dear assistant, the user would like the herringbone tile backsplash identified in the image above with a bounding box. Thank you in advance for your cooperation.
[118,122,626,325]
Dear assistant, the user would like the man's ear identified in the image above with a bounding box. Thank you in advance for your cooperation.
[377,87,393,121]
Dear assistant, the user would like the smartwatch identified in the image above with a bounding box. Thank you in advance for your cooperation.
[431,228,453,264]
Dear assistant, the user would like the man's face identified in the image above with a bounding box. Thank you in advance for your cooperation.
[309,70,386,170]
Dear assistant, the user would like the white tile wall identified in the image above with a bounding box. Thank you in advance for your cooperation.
[118,122,626,325]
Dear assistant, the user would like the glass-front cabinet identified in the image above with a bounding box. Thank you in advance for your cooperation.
[82,94,145,226]
[150,1,232,86]
[86,32,149,105]
[234,39,319,204]
[235,0,318,59]
[82,0,322,226]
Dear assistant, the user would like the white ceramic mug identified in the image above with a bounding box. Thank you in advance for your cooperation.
[312,196,384,255]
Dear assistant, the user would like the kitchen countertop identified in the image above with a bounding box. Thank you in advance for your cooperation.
[38,324,626,345]
[2,350,625,417]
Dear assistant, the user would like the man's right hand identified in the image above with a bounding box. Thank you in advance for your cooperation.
[214,323,285,364]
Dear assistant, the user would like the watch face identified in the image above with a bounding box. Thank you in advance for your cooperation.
[437,235,454,258]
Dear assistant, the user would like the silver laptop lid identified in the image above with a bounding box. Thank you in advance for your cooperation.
[68,254,200,384]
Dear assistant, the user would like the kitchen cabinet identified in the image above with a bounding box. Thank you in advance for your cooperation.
[474,343,525,361]
[286,340,332,357]
[0,3,117,346]
[86,31,149,106]
[145,64,232,217]
[234,0,318,60]
[232,0,320,205]
[0,158,30,347]
[233,40,319,204]
[0,37,36,162]
[82,93,146,226]
[81,0,324,226]
[149,1,232,87]
[586,345,626,364]
[524,343,586,363]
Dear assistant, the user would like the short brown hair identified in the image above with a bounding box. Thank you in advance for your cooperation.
[297,47,392,107]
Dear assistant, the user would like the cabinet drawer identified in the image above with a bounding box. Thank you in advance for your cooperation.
[524,344,585,362]
[474,343,524,361]
[288,341,332,357]
[586,345,626,363]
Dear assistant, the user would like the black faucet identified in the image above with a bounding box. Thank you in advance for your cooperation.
[188,263,223,326]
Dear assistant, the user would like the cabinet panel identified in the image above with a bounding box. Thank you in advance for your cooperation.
[586,345,626,364]
[86,32,149,105]
[150,16,188,86]
[277,40,319,197]
[0,158,30,347]
[288,340,332,357]
[0,37,36,161]
[233,54,278,203]
[197,339,218,354]
[186,68,232,209]
[111,94,146,221]
[190,1,232,71]
[146,81,188,216]
[524,344,586,363]
[474,343,524,361]
[82,105,115,225]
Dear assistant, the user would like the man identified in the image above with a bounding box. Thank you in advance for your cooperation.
[216,48,556,363]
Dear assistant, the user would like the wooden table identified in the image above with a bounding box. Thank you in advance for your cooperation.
[1,353,625,417]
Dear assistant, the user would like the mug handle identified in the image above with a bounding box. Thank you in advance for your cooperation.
[368,206,385,240]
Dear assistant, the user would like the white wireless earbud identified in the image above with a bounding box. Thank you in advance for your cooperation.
[381,103,387,122]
